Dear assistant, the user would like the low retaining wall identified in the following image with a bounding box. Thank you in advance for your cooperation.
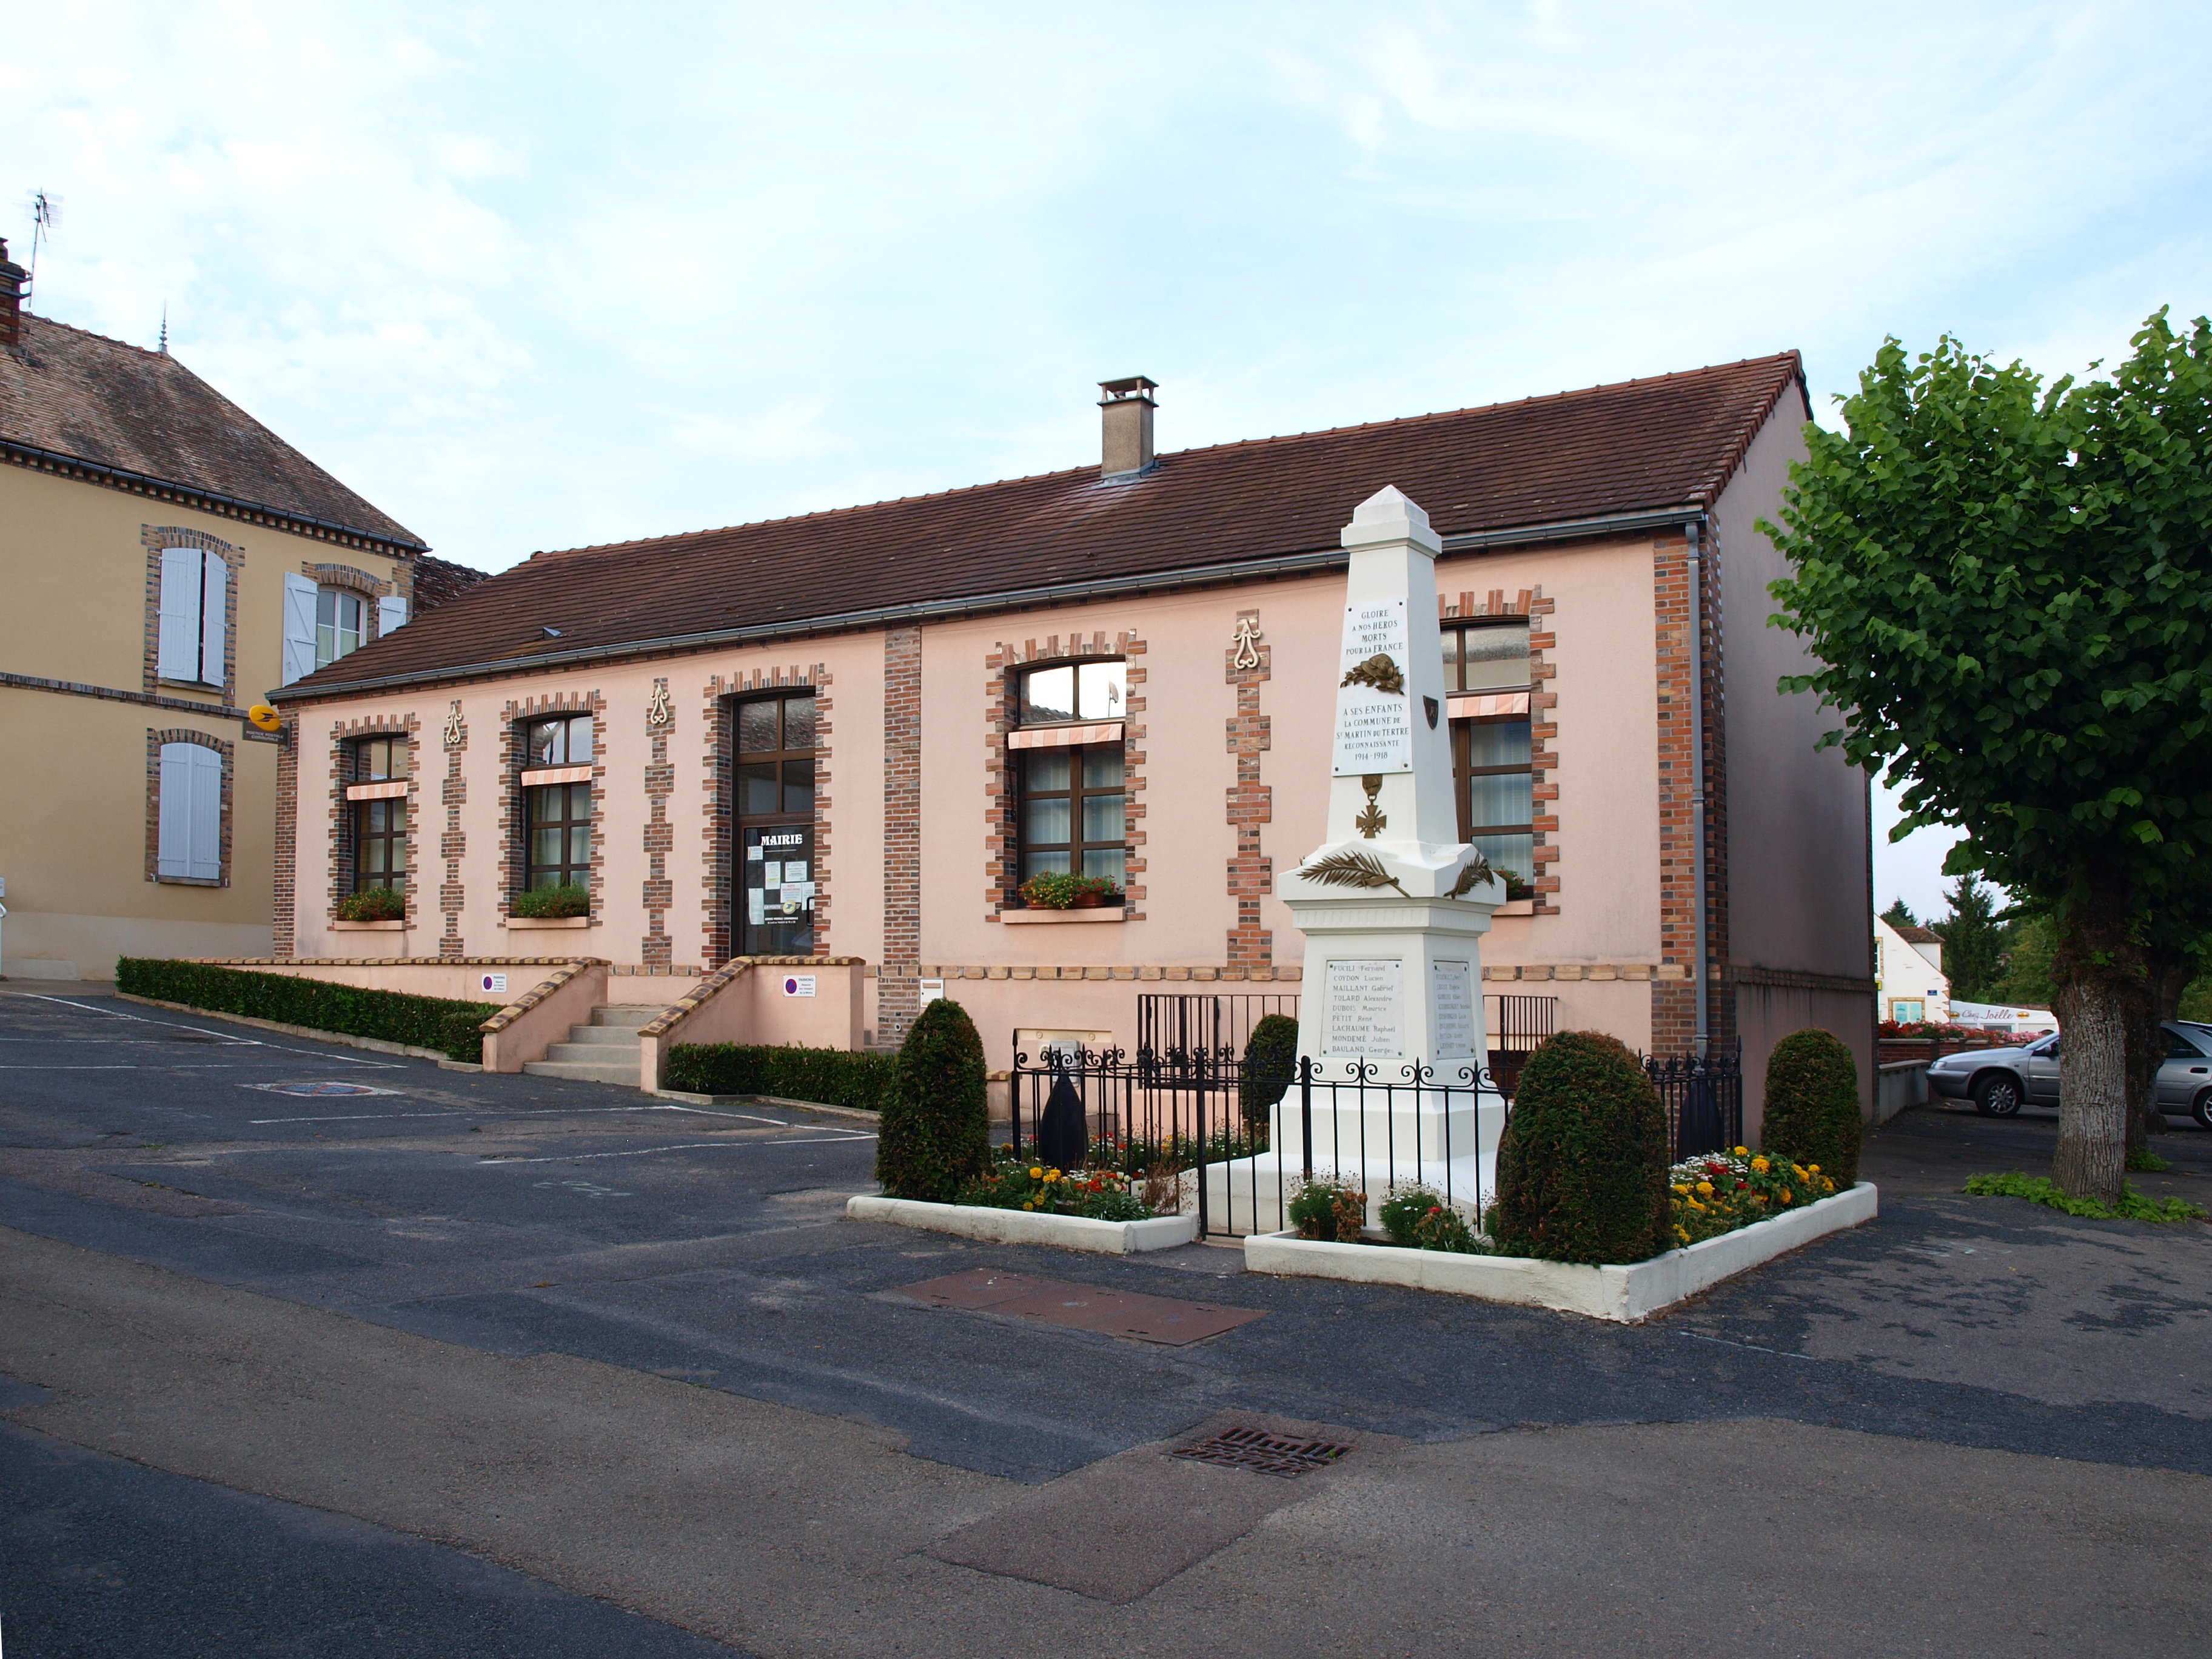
[1875,1061,1929,1125]
[1244,1182,1879,1322]
[480,960,608,1073]
[640,957,870,1091]
[181,956,585,1005]
[845,1195,1199,1255]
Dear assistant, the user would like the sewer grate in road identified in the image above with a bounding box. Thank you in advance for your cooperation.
[1170,1426,1352,1477]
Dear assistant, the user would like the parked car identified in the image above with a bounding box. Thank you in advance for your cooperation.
[1927,1022,2212,1127]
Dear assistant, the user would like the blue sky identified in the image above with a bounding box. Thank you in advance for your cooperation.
[12,1,2210,919]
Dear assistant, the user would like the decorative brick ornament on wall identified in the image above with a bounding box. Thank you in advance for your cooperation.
[439,700,468,958]
[1649,531,1730,1057]
[881,628,923,1042]
[1224,609,1272,967]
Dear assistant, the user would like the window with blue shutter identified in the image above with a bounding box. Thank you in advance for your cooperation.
[156,548,228,687]
[156,742,224,882]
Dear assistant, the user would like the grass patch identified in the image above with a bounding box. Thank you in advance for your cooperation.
[1963,1170,2205,1223]
[2126,1146,2173,1173]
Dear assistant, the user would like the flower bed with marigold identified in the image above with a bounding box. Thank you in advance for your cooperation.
[1669,1147,1837,1247]
[952,1145,1158,1222]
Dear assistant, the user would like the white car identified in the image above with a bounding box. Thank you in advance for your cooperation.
[1927,1022,2212,1127]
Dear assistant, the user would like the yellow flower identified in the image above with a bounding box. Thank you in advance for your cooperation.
[1695,1180,1714,1196]
[1781,1188,1793,1203]
[1751,1157,1769,1174]
[1734,1145,1749,1157]
[1673,1184,1689,1195]
[1046,1170,1061,1183]
[1028,1167,1043,1179]
[1808,1164,1820,1173]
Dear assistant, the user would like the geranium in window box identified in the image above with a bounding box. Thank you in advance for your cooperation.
[513,882,589,920]
[335,887,406,923]
[1018,873,1122,910]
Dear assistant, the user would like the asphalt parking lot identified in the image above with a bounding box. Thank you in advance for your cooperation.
[4,984,2210,1657]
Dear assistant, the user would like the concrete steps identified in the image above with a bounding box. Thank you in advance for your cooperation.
[521,1004,663,1086]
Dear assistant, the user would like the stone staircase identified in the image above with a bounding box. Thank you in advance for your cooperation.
[521,1004,662,1086]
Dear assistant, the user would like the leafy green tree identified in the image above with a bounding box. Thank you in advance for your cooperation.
[1764,310,2212,1204]
[1880,897,1919,929]
[1933,875,2005,1003]
[1994,913,2056,1008]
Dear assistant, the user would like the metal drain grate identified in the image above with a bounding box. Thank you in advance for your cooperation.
[1170,1427,1352,1478]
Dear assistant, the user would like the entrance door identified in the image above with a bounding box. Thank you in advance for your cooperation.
[733,689,818,958]
[742,825,814,957]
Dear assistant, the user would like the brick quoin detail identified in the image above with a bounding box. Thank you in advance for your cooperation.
[1649,533,1728,1056]
[1441,582,1558,914]
[882,628,923,1042]
[273,712,300,956]
[322,711,422,926]
[440,700,468,958]
[642,679,674,965]
[498,689,606,922]
[144,727,235,888]
[697,662,829,969]
[1224,609,1272,965]
[985,628,1146,922]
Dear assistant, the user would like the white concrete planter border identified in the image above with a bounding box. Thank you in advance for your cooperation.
[846,1194,1198,1255]
[1244,1181,1879,1322]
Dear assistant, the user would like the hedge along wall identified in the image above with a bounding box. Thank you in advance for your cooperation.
[663,1043,901,1112]
[116,959,498,1064]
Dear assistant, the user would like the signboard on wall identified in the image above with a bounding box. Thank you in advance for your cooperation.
[783,975,817,997]
[1332,598,1412,776]
[480,973,508,994]
[1322,958,1404,1057]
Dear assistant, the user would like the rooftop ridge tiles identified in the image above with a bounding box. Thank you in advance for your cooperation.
[516,351,1800,566]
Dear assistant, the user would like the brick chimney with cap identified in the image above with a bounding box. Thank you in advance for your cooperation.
[0,238,26,347]
[1098,375,1158,481]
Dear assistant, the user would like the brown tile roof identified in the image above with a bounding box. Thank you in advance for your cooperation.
[411,553,488,614]
[278,350,1803,700]
[0,313,424,550]
[1891,923,1944,945]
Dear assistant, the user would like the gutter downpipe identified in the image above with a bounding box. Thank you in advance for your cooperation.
[1687,515,1709,1057]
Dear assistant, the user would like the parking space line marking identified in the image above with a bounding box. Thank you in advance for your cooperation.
[478,1133,876,1164]
[1677,1331,1821,1363]
[12,994,400,1067]
[251,1111,472,1125]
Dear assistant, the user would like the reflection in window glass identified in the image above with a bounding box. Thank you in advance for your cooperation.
[527,714,593,768]
[354,736,409,782]
[1017,660,1125,724]
[1442,622,1531,692]
[526,782,592,888]
[1019,745,1125,889]
[317,589,365,669]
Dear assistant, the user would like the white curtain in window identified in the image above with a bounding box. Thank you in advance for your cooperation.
[378,594,409,637]
[281,574,318,685]
[157,549,201,680]
[157,742,223,881]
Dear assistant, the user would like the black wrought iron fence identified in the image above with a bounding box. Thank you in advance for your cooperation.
[1647,1045,1743,1160]
[1007,1045,1503,1240]
[1134,993,1299,1064]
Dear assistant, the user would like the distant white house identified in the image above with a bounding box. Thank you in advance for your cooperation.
[1875,917,1949,1024]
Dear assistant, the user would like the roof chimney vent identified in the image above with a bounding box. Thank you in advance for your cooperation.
[1098,376,1158,481]
[0,239,25,348]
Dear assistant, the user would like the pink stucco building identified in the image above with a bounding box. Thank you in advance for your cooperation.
[266,355,1874,1131]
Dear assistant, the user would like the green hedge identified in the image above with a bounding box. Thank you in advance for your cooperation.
[115,958,495,1063]
[663,1042,902,1112]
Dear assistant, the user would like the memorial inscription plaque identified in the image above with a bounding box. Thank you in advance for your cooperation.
[1323,958,1404,1057]
[1431,960,1476,1056]
[1332,599,1412,776]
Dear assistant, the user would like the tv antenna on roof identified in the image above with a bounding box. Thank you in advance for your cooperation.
[27,189,61,292]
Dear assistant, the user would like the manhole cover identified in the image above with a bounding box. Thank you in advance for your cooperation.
[1171,1427,1352,1478]
[246,1081,400,1098]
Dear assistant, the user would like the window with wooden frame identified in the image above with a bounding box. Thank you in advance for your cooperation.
[349,735,409,894]
[734,692,817,955]
[1443,620,1533,899]
[521,713,593,893]
[1010,660,1127,899]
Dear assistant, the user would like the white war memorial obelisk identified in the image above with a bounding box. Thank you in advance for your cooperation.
[1210,485,1506,1228]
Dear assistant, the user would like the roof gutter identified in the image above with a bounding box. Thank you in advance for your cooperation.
[0,435,429,555]
[272,501,1705,705]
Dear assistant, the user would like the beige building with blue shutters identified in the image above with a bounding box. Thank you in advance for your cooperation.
[0,239,476,978]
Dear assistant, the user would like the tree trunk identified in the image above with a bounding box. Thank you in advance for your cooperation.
[2125,946,2191,1156]
[2049,874,2138,1206]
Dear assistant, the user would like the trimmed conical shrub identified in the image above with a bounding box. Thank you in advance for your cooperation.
[874,997,989,1201]
[1239,1013,1301,1131]
[1761,1028,1862,1189]
[1490,1030,1671,1264]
